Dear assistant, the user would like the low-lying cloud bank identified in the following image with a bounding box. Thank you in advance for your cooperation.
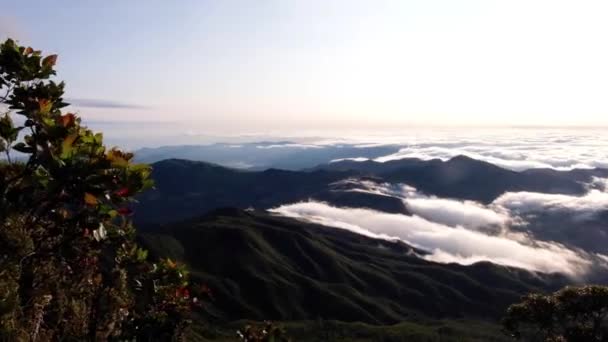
[371,145,606,171]
[272,177,608,277]
[332,179,512,229]
[331,178,608,229]
[327,130,608,171]
[407,197,510,229]
[270,201,591,277]
[495,190,608,215]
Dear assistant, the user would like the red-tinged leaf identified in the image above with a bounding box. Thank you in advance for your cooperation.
[178,288,190,299]
[38,99,52,114]
[84,192,98,206]
[42,54,58,67]
[58,207,71,219]
[24,47,33,55]
[115,187,130,197]
[60,113,76,127]
[117,207,133,216]
[199,284,214,299]
[166,258,177,269]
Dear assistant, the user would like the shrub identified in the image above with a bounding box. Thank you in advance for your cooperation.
[503,285,608,342]
[0,38,193,341]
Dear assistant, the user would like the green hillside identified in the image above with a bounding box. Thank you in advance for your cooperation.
[140,208,568,340]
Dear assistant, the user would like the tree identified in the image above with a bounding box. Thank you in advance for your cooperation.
[502,285,608,342]
[0,39,194,341]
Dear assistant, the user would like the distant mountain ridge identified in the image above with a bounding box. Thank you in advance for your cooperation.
[135,158,357,224]
[134,142,402,170]
[315,155,608,203]
[134,156,607,224]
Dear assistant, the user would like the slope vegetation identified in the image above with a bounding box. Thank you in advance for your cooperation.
[141,208,566,324]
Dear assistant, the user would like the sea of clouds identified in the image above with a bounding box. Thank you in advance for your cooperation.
[112,125,608,171]
[322,128,608,171]
[270,177,608,278]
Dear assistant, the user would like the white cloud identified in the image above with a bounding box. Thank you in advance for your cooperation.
[273,176,608,277]
[331,176,608,228]
[406,197,509,229]
[374,146,566,171]
[589,177,608,192]
[256,143,324,149]
[372,145,608,171]
[494,189,608,215]
[330,157,369,163]
[325,129,608,172]
[333,178,510,229]
[270,201,591,277]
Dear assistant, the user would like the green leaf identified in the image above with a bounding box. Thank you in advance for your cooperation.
[42,117,56,127]
[107,150,128,167]
[80,134,94,144]
[94,133,103,144]
[0,114,16,141]
[98,204,113,215]
[130,163,150,172]
[60,133,78,159]
[34,166,50,187]
[136,248,148,262]
[12,142,34,153]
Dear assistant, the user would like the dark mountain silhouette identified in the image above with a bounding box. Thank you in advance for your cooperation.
[135,159,358,224]
[135,157,607,224]
[140,209,567,324]
[134,142,402,170]
[510,209,608,256]
[315,155,608,203]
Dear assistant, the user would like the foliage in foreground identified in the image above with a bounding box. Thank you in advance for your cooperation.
[503,285,608,342]
[236,321,291,342]
[0,39,195,340]
[186,319,509,342]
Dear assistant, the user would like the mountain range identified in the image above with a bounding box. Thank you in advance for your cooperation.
[132,154,608,340]
[134,142,402,170]
[135,155,606,224]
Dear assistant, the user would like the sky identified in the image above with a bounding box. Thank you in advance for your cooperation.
[2,0,608,133]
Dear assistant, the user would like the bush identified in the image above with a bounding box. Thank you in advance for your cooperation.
[0,38,194,341]
[503,285,608,342]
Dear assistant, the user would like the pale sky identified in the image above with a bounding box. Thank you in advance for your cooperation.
[2,0,608,132]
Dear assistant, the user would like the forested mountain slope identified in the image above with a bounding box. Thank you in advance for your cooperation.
[140,209,567,324]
